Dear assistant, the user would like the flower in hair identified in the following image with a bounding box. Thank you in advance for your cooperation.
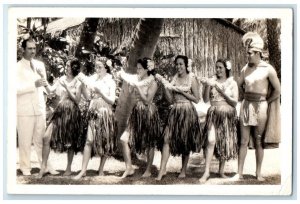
[148,66,154,71]
[187,59,192,72]
[225,61,232,70]
[147,60,155,71]
[106,59,112,67]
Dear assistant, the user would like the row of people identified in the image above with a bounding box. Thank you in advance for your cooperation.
[17,31,281,183]
[37,55,201,181]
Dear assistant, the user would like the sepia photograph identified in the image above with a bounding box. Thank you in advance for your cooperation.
[5,6,293,196]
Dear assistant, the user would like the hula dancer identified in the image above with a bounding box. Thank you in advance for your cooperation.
[199,59,239,183]
[120,58,160,178]
[38,58,84,178]
[156,55,202,180]
[74,60,117,179]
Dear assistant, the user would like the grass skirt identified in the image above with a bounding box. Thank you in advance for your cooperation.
[162,101,202,156]
[87,98,118,157]
[204,104,238,161]
[48,98,84,153]
[77,99,90,152]
[126,101,161,154]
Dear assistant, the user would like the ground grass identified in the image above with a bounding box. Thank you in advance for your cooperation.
[16,148,281,185]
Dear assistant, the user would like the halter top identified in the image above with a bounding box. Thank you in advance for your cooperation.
[55,76,79,101]
[171,73,193,102]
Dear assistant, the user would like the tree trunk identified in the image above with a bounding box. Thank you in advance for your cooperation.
[27,18,32,29]
[114,18,164,141]
[41,18,49,50]
[75,18,99,60]
[267,19,281,81]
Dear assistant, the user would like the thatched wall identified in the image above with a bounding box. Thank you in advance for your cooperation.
[157,18,247,79]
[98,19,140,53]
[99,18,247,79]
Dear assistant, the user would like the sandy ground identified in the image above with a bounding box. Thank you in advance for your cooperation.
[15,146,281,185]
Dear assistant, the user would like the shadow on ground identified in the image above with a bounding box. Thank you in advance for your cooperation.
[17,155,281,185]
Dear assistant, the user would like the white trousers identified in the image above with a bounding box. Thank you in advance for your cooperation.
[17,115,53,172]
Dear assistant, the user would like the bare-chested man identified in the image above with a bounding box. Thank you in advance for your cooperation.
[234,32,281,181]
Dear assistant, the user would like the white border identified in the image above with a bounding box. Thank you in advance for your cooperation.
[6,7,293,195]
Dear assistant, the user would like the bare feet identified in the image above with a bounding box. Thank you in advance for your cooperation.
[141,170,152,178]
[73,172,86,180]
[230,174,243,181]
[178,172,186,178]
[256,175,265,181]
[98,171,105,176]
[121,168,134,178]
[199,173,210,184]
[48,169,60,175]
[219,173,228,178]
[37,168,47,179]
[63,170,72,176]
[155,169,166,181]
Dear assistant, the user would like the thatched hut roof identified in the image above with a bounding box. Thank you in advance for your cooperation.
[46,18,85,36]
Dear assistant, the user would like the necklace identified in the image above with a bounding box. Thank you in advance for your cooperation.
[216,77,226,84]
[172,73,192,92]
[96,73,107,81]
[65,77,74,83]
[136,75,154,87]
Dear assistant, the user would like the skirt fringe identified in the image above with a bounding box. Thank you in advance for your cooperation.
[48,98,83,153]
[162,102,202,156]
[126,101,161,154]
[204,105,238,161]
[87,98,118,157]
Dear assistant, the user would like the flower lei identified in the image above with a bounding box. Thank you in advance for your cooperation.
[171,73,193,92]
[156,75,172,88]
[136,75,155,87]
[156,73,193,92]
[120,70,154,87]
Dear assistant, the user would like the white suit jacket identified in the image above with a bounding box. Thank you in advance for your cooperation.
[17,58,47,116]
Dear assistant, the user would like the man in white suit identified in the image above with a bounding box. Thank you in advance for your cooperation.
[17,39,58,176]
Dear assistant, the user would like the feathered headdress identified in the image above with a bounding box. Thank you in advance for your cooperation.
[242,32,264,52]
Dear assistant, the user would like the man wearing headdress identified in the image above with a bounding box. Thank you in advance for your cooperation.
[234,32,281,181]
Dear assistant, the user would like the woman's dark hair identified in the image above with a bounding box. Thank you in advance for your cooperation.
[137,57,155,76]
[104,62,112,74]
[175,55,189,73]
[216,58,231,78]
[70,58,81,77]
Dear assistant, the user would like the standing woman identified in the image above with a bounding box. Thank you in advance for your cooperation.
[38,58,83,178]
[199,59,239,183]
[120,58,160,178]
[74,60,117,179]
[156,55,201,180]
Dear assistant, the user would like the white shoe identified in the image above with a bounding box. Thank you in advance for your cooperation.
[21,170,31,176]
